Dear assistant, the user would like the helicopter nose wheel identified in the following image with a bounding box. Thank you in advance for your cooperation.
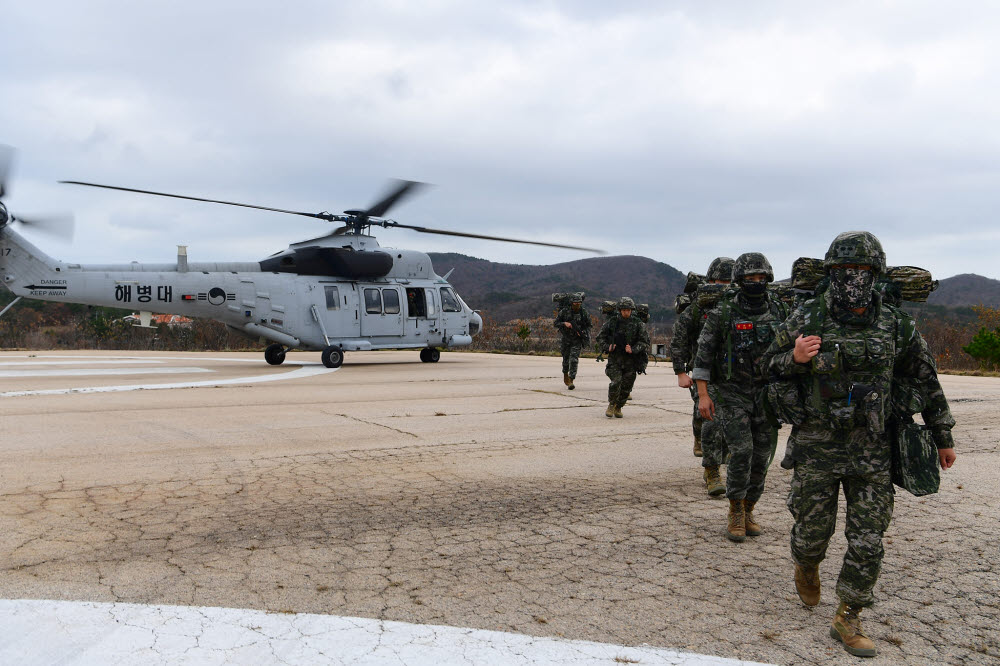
[264,343,286,366]
[321,345,345,368]
[419,348,440,363]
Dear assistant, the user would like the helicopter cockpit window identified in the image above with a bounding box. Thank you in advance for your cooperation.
[364,288,382,314]
[440,287,462,312]
[325,286,340,311]
[406,288,427,318]
[382,289,400,314]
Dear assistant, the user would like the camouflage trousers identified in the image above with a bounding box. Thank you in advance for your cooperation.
[714,392,776,502]
[688,385,704,443]
[605,355,639,407]
[560,337,584,378]
[694,386,728,468]
[787,464,894,608]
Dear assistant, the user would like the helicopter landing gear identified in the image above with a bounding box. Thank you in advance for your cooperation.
[419,348,440,363]
[264,343,286,366]
[321,345,344,369]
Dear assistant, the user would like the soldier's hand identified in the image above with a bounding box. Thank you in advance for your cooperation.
[939,448,956,469]
[608,344,616,352]
[677,373,693,389]
[698,394,715,420]
[625,344,632,354]
[793,334,822,364]
[564,322,572,328]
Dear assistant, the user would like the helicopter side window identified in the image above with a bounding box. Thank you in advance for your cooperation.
[406,288,427,318]
[364,288,382,314]
[382,289,400,314]
[440,287,462,312]
[325,286,340,311]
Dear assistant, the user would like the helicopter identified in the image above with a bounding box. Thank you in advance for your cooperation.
[0,146,600,368]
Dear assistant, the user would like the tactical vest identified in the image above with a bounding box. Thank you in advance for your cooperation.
[713,296,788,383]
[799,294,900,434]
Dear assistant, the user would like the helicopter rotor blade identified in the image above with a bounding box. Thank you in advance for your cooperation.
[0,144,14,199]
[364,180,427,218]
[12,213,75,241]
[383,221,605,254]
[59,180,341,222]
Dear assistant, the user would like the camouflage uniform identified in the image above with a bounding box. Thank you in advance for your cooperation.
[691,255,786,506]
[554,302,591,380]
[762,232,955,610]
[671,257,733,466]
[597,298,650,411]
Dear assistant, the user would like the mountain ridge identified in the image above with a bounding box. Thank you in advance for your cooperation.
[429,253,1000,323]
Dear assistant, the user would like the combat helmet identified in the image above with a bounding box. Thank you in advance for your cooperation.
[823,231,886,274]
[733,252,773,283]
[706,257,735,283]
[618,296,636,310]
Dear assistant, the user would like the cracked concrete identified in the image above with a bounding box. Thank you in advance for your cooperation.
[0,350,998,664]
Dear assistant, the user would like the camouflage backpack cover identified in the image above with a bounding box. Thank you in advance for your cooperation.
[674,292,694,314]
[684,272,705,294]
[883,266,938,302]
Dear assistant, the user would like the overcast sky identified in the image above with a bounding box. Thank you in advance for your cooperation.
[2,1,999,281]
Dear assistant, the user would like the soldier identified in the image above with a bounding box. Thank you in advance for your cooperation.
[761,231,956,658]
[554,292,591,390]
[597,297,650,418]
[691,253,787,541]
[671,257,733,496]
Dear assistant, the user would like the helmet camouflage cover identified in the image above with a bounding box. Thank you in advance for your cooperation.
[823,231,886,274]
[733,252,774,283]
[618,296,636,310]
[706,257,735,282]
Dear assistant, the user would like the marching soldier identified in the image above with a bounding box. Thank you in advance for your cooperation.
[554,292,591,390]
[691,253,787,541]
[762,231,956,658]
[671,257,733,495]
[597,297,650,418]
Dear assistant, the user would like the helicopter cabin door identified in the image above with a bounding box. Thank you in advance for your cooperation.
[402,286,440,340]
[318,282,359,340]
[360,285,404,337]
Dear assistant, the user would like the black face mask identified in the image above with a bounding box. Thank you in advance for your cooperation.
[740,281,768,299]
[830,267,875,309]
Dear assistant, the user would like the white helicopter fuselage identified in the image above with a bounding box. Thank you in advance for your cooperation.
[0,227,482,359]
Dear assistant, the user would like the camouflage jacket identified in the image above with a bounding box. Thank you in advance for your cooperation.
[670,302,706,374]
[597,314,650,358]
[554,306,591,342]
[761,290,955,475]
[690,293,787,395]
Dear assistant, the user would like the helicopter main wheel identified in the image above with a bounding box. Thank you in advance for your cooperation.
[264,343,286,366]
[321,345,344,369]
[420,348,440,363]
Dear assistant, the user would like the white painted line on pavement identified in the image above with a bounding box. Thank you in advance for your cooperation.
[0,367,212,378]
[0,599,771,666]
[0,360,165,366]
[0,364,333,397]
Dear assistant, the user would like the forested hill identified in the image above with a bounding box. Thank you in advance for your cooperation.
[430,253,1000,323]
[926,273,1000,308]
[427,253,686,323]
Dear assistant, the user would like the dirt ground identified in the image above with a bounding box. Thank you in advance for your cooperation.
[0,350,997,664]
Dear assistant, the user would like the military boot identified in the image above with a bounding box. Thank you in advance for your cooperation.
[794,564,821,607]
[743,500,761,536]
[568,375,576,390]
[563,372,571,386]
[703,466,725,496]
[693,435,703,457]
[830,601,877,658]
[606,403,615,418]
[726,499,746,542]
[613,405,623,418]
